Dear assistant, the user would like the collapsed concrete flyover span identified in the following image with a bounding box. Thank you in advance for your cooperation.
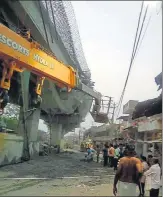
[0,0,96,165]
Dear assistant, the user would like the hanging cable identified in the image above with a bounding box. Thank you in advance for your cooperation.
[115,1,144,116]
[134,14,152,61]
[116,2,149,119]
[116,6,149,119]
[132,5,149,62]
[115,1,144,114]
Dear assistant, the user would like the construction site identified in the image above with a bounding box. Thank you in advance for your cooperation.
[0,0,162,196]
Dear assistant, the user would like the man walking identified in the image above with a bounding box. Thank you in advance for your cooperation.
[113,145,143,196]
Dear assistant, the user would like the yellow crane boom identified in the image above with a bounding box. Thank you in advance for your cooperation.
[0,24,77,95]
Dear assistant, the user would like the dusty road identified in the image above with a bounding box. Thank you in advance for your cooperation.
[0,151,115,196]
[0,151,157,196]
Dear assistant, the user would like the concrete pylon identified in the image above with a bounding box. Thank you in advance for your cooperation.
[51,123,62,146]
[18,71,41,160]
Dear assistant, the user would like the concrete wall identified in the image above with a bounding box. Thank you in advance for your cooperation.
[0,133,40,166]
[137,114,162,132]
[0,133,23,166]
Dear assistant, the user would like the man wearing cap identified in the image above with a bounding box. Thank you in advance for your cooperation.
[113,145,143,196]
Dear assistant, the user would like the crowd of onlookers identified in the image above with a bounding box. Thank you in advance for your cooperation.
[101,143,125,170]
[85,143,162,197]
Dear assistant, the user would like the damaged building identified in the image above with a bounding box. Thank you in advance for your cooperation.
[118,72,162,162]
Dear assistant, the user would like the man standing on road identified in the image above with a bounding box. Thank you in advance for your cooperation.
[96,145,100,163]
[113,145,120,171]
[103,144,108,167]
[108,144,114,167]
[144,158,161,197]
[139,156,149,196]
[113,145,143,196]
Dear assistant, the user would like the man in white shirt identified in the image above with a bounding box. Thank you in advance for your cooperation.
[144,158,161,197]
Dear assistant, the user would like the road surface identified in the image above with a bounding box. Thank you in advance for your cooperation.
[0,151,115,196]
[0,151,158,196]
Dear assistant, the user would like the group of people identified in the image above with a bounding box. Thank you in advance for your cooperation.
[112,144,161,197]
[94,143,161,197]
[85,143,161,196]
[101,143,124,170]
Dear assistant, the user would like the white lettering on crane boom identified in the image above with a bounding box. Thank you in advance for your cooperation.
[33,54,54,69]
[0,33,54,69]
[0,34,30,56]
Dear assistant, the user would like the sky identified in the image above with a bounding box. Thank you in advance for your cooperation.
[72,1,162,105]
[39,1,162,132]
[70,1,162,130]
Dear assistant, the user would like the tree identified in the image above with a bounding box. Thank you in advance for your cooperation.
[4,103,20,119]
[0,116,18,131]
[0,103,20,131]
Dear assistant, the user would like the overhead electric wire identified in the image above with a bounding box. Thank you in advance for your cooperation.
[131,5,149,63]
[116,5,149,118]
[119,4,149,106]
[115,1,144,114]
[134,13,152,60]
[116,2,150,119]
[115,1,144,116]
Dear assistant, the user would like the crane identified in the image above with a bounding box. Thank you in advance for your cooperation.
[0,23,78,113]
[0,23,111,122]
